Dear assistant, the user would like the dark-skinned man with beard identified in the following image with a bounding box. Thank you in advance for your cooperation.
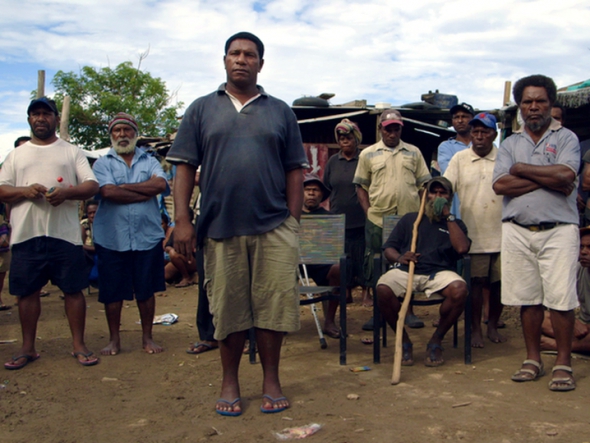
[493,75,580,391]
[92,113,169,357]
[375,177,470,368]
[0,97,100,370]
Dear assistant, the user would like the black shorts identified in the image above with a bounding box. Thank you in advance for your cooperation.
[10,237,88,296]
[95,243,165,304]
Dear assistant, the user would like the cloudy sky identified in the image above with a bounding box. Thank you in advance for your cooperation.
[1,0,589,159]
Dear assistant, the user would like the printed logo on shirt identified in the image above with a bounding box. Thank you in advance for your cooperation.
[544,143,557,164]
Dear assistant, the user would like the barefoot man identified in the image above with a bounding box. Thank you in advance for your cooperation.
[0,97,99,369]
[167,32,307,416]
[93,113,169,355]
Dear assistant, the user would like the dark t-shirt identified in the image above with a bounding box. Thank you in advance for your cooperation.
[323,151,365,230]
[167,84,308,244]
[383,212,469,275]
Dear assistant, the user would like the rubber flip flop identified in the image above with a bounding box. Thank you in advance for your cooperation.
[216,398,242,416]
[174,281,195,288]
[72,351,99,367]
[361,338,374,345]
[0,305,11,311]
[186,342,218,354]
[405,314,425,329]
[424,343,444,367]
[260,394,289,414]
[361,317,374,331]
[4,354,40,370]
[322,329,341,339]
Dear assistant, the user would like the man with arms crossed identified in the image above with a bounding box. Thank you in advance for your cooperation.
[0,97,99,369]
[93,113,169,356]
[167,32,307,416]
[493,75,580,391]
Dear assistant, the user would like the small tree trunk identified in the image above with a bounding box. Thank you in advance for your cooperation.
[60,95,71,141]
[37,71,45,98]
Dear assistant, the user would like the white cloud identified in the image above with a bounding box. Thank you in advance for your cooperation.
[0,0,589,145]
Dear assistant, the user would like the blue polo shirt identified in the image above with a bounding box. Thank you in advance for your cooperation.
[93,148,170,252]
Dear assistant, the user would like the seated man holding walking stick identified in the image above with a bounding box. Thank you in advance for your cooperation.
[376,177,470,367]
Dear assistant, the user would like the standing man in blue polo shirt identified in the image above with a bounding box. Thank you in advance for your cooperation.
[437,102,475,219]
[93,113,169,356]
[167,32,307,417]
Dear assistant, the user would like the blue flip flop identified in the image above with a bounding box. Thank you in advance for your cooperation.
[260,394,289,414]
[4,354,40,370]
[216,398,242,416]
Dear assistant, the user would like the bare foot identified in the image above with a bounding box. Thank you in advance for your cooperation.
[143,339,164,354]
[174,279,195,288]
[361,288,373,307]
[101,341,120,356]
[322,322,341,339]
[540,335,557,351]
[487,327,507,344]
[471,331,485,348]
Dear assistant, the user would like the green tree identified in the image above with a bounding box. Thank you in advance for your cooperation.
[49,60,182,150]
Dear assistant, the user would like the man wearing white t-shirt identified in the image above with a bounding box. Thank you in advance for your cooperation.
[0,97,100,370]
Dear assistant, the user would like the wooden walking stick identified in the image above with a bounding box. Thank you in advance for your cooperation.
[391,187,428,385]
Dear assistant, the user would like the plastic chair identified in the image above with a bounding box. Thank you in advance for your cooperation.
[248,214,348,365]
[372,215,472,364]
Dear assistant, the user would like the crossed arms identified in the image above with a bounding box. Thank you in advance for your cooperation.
[493,163,575,197]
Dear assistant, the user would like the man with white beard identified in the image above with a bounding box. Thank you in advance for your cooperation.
[92,113,169,356]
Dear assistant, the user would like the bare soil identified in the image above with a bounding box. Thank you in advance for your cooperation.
[1,285,589,443]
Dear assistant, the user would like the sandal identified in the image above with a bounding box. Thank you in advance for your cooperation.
[548,365,576,392]
[424,343,444,367]
[511,359,544,382]
[402,342,414,366]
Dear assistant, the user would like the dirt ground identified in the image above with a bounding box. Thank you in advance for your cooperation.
[0,284,589,443]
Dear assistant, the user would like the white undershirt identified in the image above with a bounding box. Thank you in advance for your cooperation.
[225,90,261,112]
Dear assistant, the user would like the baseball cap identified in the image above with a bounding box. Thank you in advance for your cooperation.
[27,97,59,116]
[379,109,404,128]
[469,112,497,130]
[426,176,453,195]
[581,226,590,237]
[449,102,475,116]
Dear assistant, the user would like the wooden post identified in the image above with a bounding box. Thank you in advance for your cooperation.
[60,95,71,141]
[503,81,511,107]
[37,71,45,98]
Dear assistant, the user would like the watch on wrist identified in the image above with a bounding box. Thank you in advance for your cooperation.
[446,214,456,222]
